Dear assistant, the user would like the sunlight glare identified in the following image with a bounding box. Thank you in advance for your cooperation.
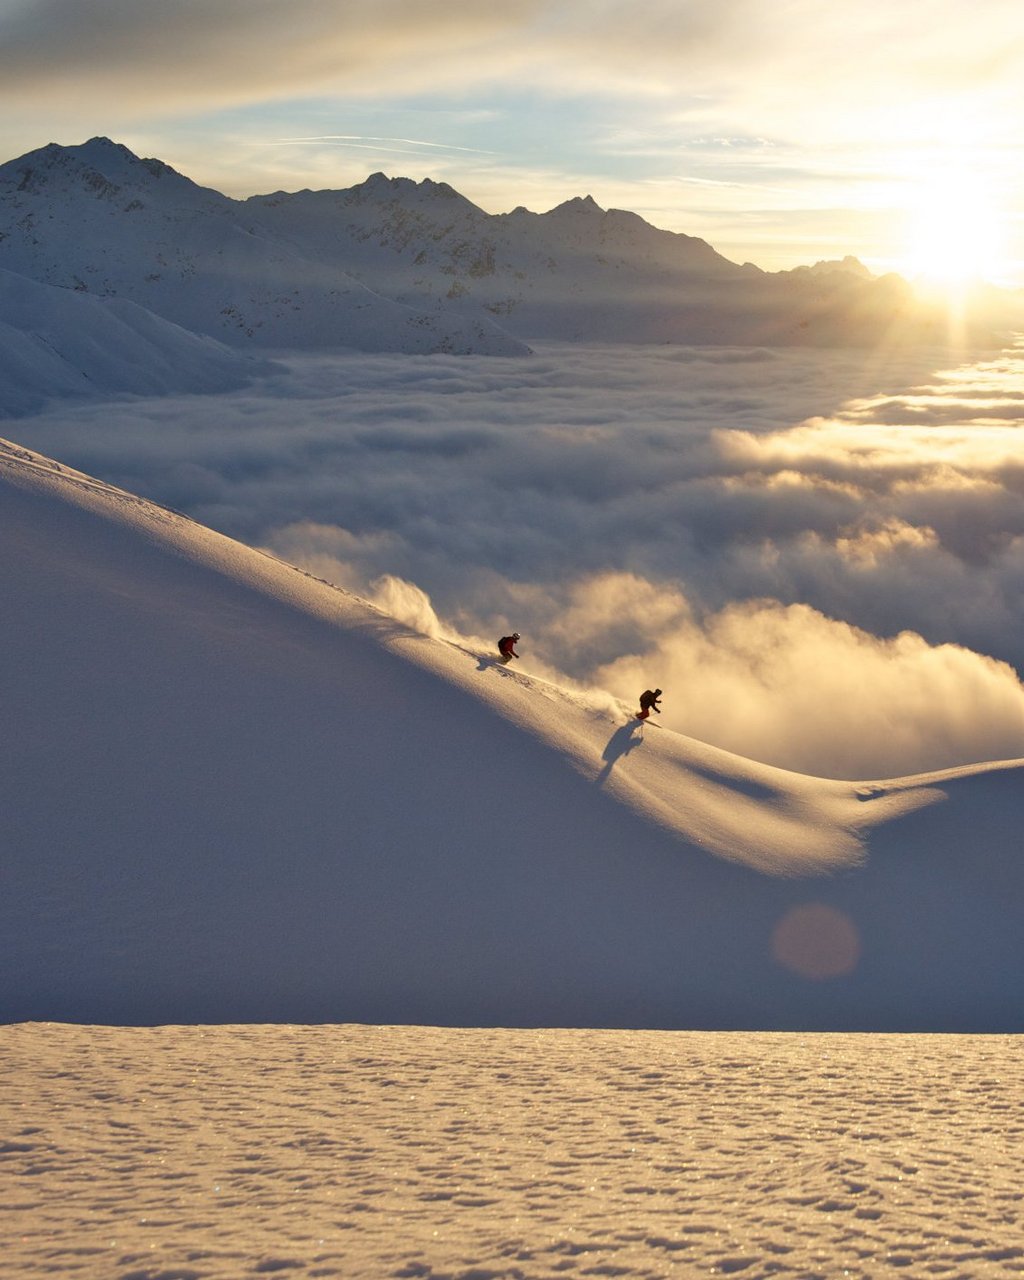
[901,174,1006,290]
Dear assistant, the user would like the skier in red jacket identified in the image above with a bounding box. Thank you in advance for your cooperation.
[497,632,521,662]
[636,688,662,720]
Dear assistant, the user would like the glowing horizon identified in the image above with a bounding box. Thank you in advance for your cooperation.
[1,1,1023,286]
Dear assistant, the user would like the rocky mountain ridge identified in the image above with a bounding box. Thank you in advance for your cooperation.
[0,137,528,357]
[0,136,973,359]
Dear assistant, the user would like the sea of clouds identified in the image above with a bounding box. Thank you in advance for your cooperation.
[13,340,1024,778]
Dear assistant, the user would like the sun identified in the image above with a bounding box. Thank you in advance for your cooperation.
[899,174,1007,291]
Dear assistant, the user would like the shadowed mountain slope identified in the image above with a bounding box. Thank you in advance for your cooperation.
[2,438,1021,1030]
[0,267,268,417]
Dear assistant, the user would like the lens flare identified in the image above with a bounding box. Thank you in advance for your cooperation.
[771,903,861,980]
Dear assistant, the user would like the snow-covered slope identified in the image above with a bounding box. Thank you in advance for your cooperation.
[0,267,267,416]
[2,438,1022,1030]
[4,1024,1021,1280]
[0,138,528,356]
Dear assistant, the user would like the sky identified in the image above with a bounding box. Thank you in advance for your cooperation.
[15,340,1024,781]
[2,0,1024,283]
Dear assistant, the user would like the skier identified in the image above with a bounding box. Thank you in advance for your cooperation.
[497,632,521,663]
[636,688,662,720]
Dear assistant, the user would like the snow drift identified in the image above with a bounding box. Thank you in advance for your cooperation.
[5,1023,1021,1280]
[2,437,1022,1030]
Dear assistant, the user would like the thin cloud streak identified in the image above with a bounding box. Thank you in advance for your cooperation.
[274,136,498,156]
[261,141,492,164]
[4,0,1022,137]
[0,1,526,109]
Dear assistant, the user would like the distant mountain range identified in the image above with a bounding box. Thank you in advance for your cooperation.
[0,138,527,362]
[0,136,1011,414]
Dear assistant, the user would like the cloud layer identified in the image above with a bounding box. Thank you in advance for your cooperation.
[0,1,520,110]
[4,0,1022,135]
[11,340,1024,777]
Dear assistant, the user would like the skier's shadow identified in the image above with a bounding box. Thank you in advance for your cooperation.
[595,720,644,787]
[476,655,512,673]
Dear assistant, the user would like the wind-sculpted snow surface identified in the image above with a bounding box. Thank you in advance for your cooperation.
[3,1023,1022,1279]
[1,438,1023,1029]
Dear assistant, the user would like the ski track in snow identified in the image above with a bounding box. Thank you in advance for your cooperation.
[3,1023,1022,1280]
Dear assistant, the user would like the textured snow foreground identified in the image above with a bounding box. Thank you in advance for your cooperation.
[3,437,1024,1031]
[3,1022,1022,1280]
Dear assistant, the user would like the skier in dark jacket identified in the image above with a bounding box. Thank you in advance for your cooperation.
[636,688,662,720]
[498,632,521,662]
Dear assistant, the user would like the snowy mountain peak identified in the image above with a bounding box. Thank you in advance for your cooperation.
[0,136,221,207]
[357,171,446,197]
[0,140,109,195]
[791,255,875,280]
[345,170,482,215]
[362,170,398,191]
[4,136,131,181]
[78,135,147,167]
[69,135,183,176]
[549,194,604,216]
